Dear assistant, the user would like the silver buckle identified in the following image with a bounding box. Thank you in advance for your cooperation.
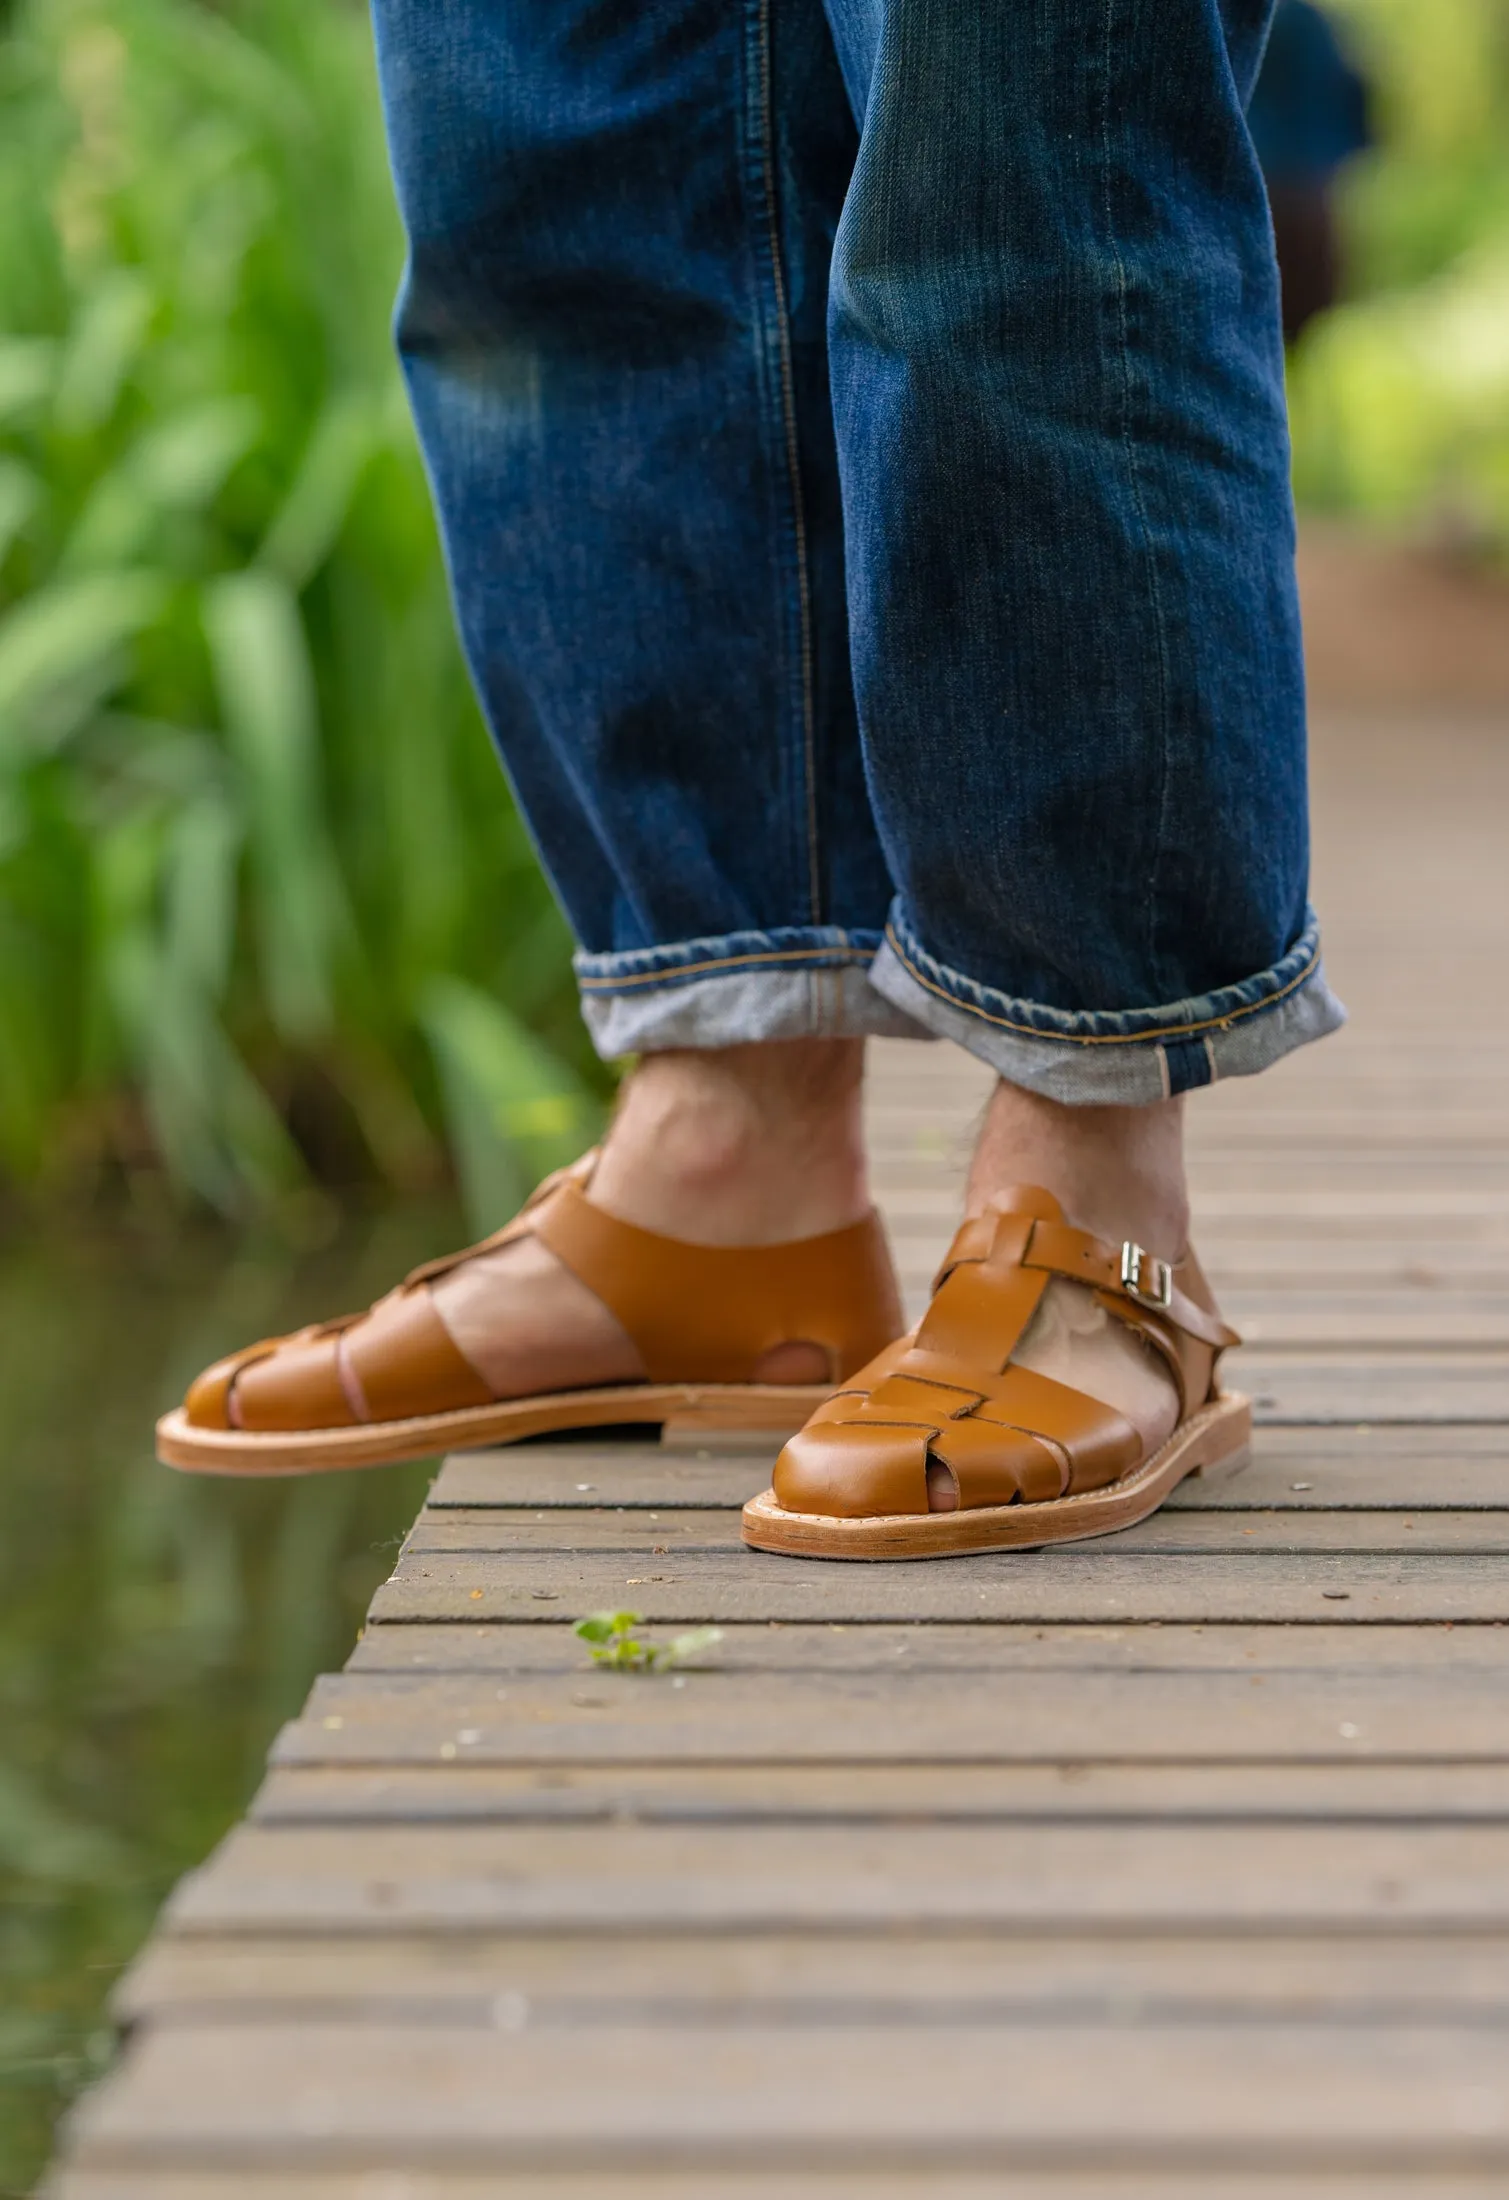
[1120,1240,1173,1310]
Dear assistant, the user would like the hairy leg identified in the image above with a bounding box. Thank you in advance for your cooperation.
[966,1083,1189,1259]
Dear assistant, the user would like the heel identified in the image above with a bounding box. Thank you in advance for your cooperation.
[1188,1391,1253,1480]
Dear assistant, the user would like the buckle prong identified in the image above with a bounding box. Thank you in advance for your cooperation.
[1121,1240,1173,1310]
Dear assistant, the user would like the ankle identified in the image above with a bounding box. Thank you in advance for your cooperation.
[589,1040,871,1244]
[966,1080,1190,1261]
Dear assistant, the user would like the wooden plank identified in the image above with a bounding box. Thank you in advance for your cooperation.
[55,2175,1509,2200]
[876,1157,1509,1200]
[428,1430,1509,1511]
[165,1820,1509,1932]
[1182,1292,1509,1347]
[404,1509,1509,1555]
[247,1761,1509,1827]
[62,2173,1509,2191]
[59,2019,1509,2167]
[348,1620,1509,1677]
[1213,1251,1509,1290]
[885,1186,1509,1225]
[1221,1355,1509,1424]
[270,1665,1509,1766]
[870,1103,1509,1148]
[430,1447,759,1508]
[1171,1457,1509,1509]
[60,2175,1509,2200]
[368,1550,1509,1625]
[113,1924,1509,2028]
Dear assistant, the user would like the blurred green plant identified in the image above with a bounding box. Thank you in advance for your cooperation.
[1289,0,1509,553]
[572,1610,724,1673]
[0,0,605,1229]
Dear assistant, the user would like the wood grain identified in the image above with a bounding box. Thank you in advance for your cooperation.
[368,1550,1509,1624]
[60,2020,1509,2164]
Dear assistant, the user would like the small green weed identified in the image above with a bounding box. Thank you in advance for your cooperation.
[572,1610,723,1673]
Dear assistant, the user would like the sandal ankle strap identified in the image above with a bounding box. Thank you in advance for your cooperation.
[936,1203,1239,1351]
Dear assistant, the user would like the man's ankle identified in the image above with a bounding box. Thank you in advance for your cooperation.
[589,1039,871,1245]
[967,1079,1190,1260]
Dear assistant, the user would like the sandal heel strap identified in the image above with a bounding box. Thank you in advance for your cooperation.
[532,1181,901,1385]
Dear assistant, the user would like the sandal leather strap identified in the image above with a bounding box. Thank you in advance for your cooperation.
[936,1201,1237,1352]
[533,1179,899,1385]
[773,1185,1240,1521]
[186,1158,902,1431]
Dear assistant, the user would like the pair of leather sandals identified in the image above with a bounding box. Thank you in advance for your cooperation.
[156,1156,1248,1559]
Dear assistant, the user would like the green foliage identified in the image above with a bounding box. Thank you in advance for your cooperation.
[1288,0,1509,553]
[572,1610,724,1673]
[0,0,605,1226]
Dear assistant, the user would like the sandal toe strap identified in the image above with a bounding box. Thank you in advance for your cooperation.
[774,1352,1141,1516]
[199,1287,494,1432]
[775,1186,1238,1520]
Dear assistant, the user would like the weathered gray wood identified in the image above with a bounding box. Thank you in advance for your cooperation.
[428,1432,1509,1510]
[1194,1292,1509,1346]
[246,1760,1509,1827]
[885,1184,1509,1225]
[872,1099,1509,1148]
[369,1550,1509,1625]
[348,1618,1509,1676]
[405,1508,1509,1555]
[429,1447,763,1508]
[113,1923,1509,2028]
[1221,1354,1509,1424]
[59,2019,1509,2168]
[59,2176,1509,2200]
[269,1664,1509,1767]
[166,1819,1509,1932]
[64,2177,1509,2200]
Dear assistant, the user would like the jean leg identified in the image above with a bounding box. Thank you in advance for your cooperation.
[821,0,1343,1099]
[371,0,909,1056]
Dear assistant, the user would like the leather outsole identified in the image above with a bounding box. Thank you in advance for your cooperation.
[155,1382,831,1477]
[740,1390,1252,1560]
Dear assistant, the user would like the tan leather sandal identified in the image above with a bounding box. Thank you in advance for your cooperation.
[742,1184,1248,1559]
[157,1155,903,1476]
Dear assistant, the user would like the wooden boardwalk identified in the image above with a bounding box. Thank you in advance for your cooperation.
[52,709,1509,2196]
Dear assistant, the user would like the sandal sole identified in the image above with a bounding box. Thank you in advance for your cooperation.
[740,1390,1252,1560]
[155,1384,830,1478]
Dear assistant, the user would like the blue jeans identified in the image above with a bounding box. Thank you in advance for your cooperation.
[372,0,1343,1102]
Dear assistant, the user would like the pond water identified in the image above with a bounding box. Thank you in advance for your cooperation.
[0,1201,463,2193]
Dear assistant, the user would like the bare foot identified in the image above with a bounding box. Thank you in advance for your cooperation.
[432,1040,872,1397]
[927,1080,1191,1510]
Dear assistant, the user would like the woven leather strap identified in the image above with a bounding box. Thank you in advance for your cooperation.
[772,1185,1240,1521]
[184,1156,903,1431]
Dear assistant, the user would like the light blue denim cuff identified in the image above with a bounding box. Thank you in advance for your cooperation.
[575,913,1345,1101]
[575,928,930,1058]
[869,903,1346,1101]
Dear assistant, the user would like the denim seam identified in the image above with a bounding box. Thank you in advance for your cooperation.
[1100,0,1175,994]
[882,918,1322,1045]
[578,939,878,991]
[751,0,822,924]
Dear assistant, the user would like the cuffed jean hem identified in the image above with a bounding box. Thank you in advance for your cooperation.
[575,928,932,1058]
[868,904,1347,1102]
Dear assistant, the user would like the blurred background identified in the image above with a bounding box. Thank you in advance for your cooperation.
[1,0,1507,2185]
